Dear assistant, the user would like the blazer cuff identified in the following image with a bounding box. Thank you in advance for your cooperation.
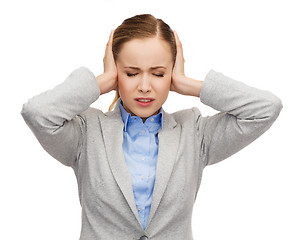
[199,69,227,110]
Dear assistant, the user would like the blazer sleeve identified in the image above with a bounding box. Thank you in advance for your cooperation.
[195,69,283,166]
[20,67,101,167]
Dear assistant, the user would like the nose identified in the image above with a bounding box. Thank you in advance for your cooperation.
[137,74,152,93]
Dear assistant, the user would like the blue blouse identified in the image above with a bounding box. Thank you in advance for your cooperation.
[119,99,164,230]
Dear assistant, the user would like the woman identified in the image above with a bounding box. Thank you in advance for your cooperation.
[21,14,283,240]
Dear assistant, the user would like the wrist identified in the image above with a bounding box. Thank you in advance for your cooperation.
[187,77,203,97]
[174,76,203,97]
[96,73,114,95]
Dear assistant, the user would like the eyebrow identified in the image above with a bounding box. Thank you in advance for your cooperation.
[123,66,167,70]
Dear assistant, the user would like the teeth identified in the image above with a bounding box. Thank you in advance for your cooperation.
[138,99,152,102]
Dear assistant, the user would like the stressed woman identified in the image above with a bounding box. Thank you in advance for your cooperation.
[21,14,283,240]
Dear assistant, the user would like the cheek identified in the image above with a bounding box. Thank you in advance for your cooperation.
[117,75,135,96]
[156,76,171,90]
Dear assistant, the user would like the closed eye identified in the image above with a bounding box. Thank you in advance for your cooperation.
[126,73,164,77]
[153,74,164,77]
[127,73,138,77]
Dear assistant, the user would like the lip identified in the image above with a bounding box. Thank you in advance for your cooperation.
[135,98,155,107]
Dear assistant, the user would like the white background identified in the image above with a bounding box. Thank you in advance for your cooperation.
[1,0,296,239]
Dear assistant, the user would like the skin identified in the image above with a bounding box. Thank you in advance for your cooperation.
[96,29,204,122]
[116,37,173,122]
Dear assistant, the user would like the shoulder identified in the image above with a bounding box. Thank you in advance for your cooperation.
[79,106,105,118]
[77,106,121,125]
[167,107,203,125]
[75,107,107,126]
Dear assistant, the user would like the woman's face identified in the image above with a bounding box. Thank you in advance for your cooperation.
[116,37,174,122]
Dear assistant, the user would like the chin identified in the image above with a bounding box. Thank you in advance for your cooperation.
[135,109,156,118]
[136,112,152,118]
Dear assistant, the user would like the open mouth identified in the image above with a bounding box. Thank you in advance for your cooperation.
[137,99,153,102]
[135,98,154,106]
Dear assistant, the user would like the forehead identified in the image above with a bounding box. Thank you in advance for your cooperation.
[117,37,172,67]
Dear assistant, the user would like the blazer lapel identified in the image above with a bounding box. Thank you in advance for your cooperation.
[145,110,180,229]
[100,99,142,227]
[100,99,181,230]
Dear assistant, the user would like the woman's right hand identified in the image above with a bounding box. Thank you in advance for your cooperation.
[96,30,118,95]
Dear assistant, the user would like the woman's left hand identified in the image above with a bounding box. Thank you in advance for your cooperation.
[171,31,186,93]
[171,31,203,97]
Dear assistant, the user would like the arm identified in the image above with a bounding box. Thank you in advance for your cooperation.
[196,69,283,166]
[20,67,101,167]
[21,30,117,167]
[171,30,283,166]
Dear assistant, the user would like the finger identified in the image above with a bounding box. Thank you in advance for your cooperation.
[105,30,114,53]
[173,31,185,62]
[173,31,183,55]
[173,30,182,49]
[108,29,114,45]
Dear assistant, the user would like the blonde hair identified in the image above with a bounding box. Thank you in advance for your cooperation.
[108,13,177,111]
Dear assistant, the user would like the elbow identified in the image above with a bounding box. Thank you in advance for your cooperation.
[255,94,283,136]
[20,102,30,120]
[20,100,42,127]
[20,102,35,129]
[248,93,283,130]
[267,94,283,121]
[20,101,35,120]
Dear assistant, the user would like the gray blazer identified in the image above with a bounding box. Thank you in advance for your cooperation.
[20,67,282,240]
